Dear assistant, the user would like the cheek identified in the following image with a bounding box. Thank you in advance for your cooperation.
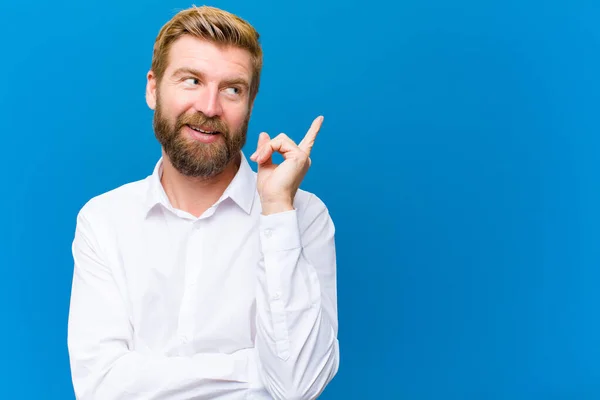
[224,105,250,130]
[159,89,195,118]
[172,98,195,117]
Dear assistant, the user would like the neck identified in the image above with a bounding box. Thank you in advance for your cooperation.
[160,151,241,218]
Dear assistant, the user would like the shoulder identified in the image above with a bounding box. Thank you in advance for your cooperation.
[75,177,150,229]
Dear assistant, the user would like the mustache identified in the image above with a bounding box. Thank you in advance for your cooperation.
[176,112,228,134]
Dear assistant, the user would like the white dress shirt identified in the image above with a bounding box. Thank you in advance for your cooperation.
[67,153,339,400]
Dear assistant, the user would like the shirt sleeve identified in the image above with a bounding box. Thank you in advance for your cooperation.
[255,194,340,400]
[67,207,261,400]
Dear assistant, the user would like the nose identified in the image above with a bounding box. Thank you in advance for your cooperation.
[193,85,223,118]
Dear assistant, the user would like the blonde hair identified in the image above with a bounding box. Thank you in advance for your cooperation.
[151,5,263,100]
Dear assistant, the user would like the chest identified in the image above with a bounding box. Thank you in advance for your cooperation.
[112,209,262,354]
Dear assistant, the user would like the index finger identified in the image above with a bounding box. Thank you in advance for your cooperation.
[298,115,324,154]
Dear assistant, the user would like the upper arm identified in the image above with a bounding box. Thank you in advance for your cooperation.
[298,194,338,335]
[68,206,132,397]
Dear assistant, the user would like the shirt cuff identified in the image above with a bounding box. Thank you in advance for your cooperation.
[259,209,302,253]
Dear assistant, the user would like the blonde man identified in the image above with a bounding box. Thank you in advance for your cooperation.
[67,5,339,400]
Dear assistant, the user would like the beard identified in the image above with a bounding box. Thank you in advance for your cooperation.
[153,97,249,178]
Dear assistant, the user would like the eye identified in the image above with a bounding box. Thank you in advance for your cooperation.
[183,77,199,87]
[224,87,241,96]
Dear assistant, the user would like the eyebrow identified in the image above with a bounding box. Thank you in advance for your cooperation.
[171,67,249,88]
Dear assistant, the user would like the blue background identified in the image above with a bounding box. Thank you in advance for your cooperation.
[1,0,599,398]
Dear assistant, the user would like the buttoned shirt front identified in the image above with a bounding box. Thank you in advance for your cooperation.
[67,153,339,399]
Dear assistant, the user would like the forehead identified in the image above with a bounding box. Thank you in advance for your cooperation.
[165,35,252,80]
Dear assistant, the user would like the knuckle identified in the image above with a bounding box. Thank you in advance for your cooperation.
[297,153,309,164]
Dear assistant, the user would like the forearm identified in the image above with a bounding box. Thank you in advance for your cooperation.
[254,203,339,400]
[70,347,258,400]
[255,282,339,400]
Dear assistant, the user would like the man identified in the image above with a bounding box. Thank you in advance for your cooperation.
[67,5,339,400]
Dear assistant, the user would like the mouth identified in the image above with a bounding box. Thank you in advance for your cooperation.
[186,124,221,135]
[184,124,223,144]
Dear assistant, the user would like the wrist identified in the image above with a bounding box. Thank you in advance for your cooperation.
[261,200,294,215]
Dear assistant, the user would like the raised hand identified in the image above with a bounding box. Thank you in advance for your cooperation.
[250,116,324,215]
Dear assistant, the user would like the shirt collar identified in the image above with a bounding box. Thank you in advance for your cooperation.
[144,152,257,217]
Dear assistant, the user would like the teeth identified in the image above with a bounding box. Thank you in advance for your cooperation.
[190,126,217,134]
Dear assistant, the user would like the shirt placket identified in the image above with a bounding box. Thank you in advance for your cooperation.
[177,221,202,350]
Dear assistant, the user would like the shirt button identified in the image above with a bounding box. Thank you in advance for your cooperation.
[272,292,281,300]
[181,336,189,344]
[264,228,273,238]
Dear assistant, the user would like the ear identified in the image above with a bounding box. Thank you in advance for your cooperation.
[146,70,157,110]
